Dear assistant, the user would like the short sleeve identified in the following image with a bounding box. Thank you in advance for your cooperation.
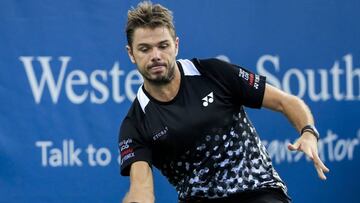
[195,58,266,108]
[118,118,152,176]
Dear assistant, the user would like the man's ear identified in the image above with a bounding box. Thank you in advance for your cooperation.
[126,45,136,64]
[175,37,179,56]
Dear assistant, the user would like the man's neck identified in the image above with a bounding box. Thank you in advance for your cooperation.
[143,63,181,102]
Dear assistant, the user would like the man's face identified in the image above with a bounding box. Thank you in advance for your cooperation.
[127,26,179,85]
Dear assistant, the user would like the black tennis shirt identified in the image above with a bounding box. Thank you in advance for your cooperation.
[118,58,287,200]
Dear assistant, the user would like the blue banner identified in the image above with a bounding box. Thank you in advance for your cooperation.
[0,0,359,202]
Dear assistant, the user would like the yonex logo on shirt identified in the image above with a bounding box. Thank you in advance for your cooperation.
[202,92,214,107]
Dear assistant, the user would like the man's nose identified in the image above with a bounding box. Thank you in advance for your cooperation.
[150,48,161,62]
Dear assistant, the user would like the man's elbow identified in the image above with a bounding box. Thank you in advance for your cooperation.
[279,94,305,113]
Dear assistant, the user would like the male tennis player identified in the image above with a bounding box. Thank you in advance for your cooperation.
[119,2,329,203]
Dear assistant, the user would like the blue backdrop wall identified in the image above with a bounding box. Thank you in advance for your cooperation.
[1,0,359,202]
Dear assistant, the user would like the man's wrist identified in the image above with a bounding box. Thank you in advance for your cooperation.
[300,124,320,141]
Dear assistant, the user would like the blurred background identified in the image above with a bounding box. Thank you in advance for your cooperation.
[0,0,359,202]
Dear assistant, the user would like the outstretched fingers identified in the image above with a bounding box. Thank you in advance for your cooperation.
[312,150,330,180]
[288,138,330,180]
[287,142,300,151]
[288,142,315,160]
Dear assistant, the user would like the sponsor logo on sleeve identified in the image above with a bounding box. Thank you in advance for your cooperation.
[119,138,134,164]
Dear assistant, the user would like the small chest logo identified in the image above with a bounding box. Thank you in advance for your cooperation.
[152,126,169,141]
[202,92,214,107]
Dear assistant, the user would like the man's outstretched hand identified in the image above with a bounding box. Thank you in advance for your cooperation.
[288,132,330,180]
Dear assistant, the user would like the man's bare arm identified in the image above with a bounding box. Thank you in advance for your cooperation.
[262,84,329,180]
[123,161,155,203]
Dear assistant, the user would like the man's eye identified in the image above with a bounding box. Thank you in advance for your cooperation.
[139,47,149,52]
[159,44,169,49]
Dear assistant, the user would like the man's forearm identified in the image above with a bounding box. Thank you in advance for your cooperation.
[281,95,314,132]
[123,161,155,203]
[262,84,314,133]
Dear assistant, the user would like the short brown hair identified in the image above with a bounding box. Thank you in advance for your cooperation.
[126,1,176,47]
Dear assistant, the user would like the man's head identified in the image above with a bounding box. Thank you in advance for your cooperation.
[125,1,179,85]
[126,1,176,48]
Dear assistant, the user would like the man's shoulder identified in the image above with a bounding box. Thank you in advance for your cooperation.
[189,57,235,76]
[127,97,143,116]
[190,57,226,67]
[177,57,229,76]
[121,98,144,125]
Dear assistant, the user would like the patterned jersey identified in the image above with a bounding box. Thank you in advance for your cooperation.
[119,58,287,200]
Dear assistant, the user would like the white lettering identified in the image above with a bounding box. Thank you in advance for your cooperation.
[96,148,112,166]
[330,61,345,100]
[68,140,82,166]
[90,70,109,104]
[322,130,337,161]
[20,57,142,104]
[22,54,359,104]
[345,54,360,100]
[20,56,70,104]
[283,68,306,97]
[35,139,82,167]
[110,62,125,103]
[65,70,89,104]
[264,130,360,163]
[86,144,97,166]
[35,141,53,166]
[306,69,330,101]
[256,54,359,102]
